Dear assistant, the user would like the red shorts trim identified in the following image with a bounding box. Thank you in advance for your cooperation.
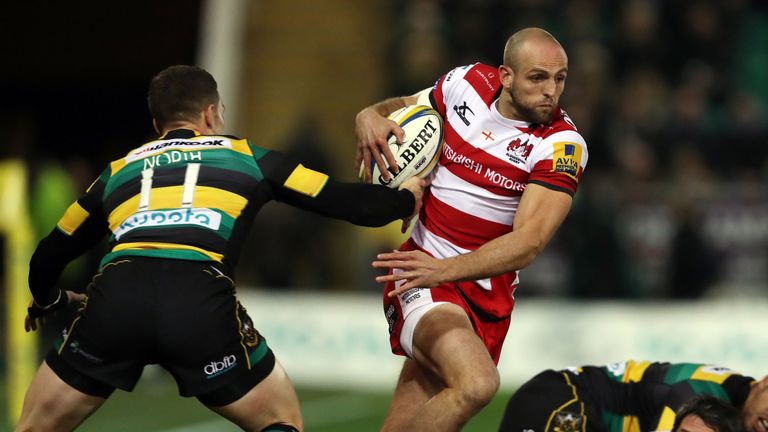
[382,242,513,364]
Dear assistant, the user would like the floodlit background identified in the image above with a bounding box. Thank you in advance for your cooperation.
[1,0,767,430]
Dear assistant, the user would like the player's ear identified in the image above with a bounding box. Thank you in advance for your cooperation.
[752,376,768,395]
[499,64,514,88]
[152,118,161,135]
[203,104,216,129]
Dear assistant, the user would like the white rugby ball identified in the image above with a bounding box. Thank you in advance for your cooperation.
[367,105,444,188]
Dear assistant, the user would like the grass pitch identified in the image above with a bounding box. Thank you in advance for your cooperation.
[2,371,511,431]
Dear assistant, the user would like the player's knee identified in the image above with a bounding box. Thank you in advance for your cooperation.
[261,423,300,432]
[456,369,500,411]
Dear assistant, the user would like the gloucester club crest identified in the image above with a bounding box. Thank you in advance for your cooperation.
[506,137,533,164]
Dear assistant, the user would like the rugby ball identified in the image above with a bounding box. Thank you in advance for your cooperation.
[367,105,444,188]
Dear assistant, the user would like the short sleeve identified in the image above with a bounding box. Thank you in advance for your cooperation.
[431,64,478,118]
[255,149,329,199]
[56,167,109,236]
[527,130,588,196]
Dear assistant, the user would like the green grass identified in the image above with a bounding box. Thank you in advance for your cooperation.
[3,371,511,431]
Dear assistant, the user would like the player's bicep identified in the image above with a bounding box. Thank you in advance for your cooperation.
[513,183,573,246]
[281,164,329,198]
[258,149,338,209]
[55,173,109,241]
[56,201,92,236]
[258,150,330,200]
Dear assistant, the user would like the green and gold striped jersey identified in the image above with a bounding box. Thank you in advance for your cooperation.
[30,128,414,305]
[566,360,754,432]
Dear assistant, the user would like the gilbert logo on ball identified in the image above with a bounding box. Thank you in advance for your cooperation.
[367,105,444,188]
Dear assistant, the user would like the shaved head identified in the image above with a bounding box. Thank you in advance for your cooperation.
[496,27,569,123]
[503,28,566,71]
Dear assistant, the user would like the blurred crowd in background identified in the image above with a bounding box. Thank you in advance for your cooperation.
[1,0,767,302]
[388,0,768,299]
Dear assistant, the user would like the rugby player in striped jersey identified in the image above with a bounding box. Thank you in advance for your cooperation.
[18,65,426,432]
[356,28,587,431]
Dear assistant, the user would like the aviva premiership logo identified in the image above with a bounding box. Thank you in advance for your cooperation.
[552,142,582,180]
[114,208,222,240]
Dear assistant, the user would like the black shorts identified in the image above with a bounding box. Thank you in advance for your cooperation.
[499,370,602,432]
[46,256,275,406]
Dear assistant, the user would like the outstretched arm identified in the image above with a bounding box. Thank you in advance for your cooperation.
[373,183,573,296]
[259,150,426,229]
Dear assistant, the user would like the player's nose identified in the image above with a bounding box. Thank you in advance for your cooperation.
[542,79,557,97]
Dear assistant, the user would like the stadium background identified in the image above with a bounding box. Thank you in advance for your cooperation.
[1,0,767,430]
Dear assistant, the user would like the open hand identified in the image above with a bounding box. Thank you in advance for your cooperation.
[373,250,445,296]
[355,108,404,182]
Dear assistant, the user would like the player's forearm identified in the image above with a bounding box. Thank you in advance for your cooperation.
[28,230,79,305]
[441,230,545,283]
[320,181,415,226]
[280,179,415,227]
[358,97,410,118]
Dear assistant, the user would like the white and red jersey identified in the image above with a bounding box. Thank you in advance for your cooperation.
[410,63,589,319]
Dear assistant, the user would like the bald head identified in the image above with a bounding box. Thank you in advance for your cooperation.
[503,28,566,71]
[496,27,569,123]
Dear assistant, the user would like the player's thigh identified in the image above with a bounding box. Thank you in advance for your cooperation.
[411,303,499,391]
[206,360,302,432]
[18,361,107,431]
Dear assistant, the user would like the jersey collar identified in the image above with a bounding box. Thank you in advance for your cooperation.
[159,129,201,139]
[491,99,532,128]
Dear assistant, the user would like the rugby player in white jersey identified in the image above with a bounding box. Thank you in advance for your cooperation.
[355,28,589,431]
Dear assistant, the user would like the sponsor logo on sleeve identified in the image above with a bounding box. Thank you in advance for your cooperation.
[552,142,582,181]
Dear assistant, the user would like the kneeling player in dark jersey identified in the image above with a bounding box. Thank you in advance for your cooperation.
[499,360,768,432]
[18,65,427,432]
